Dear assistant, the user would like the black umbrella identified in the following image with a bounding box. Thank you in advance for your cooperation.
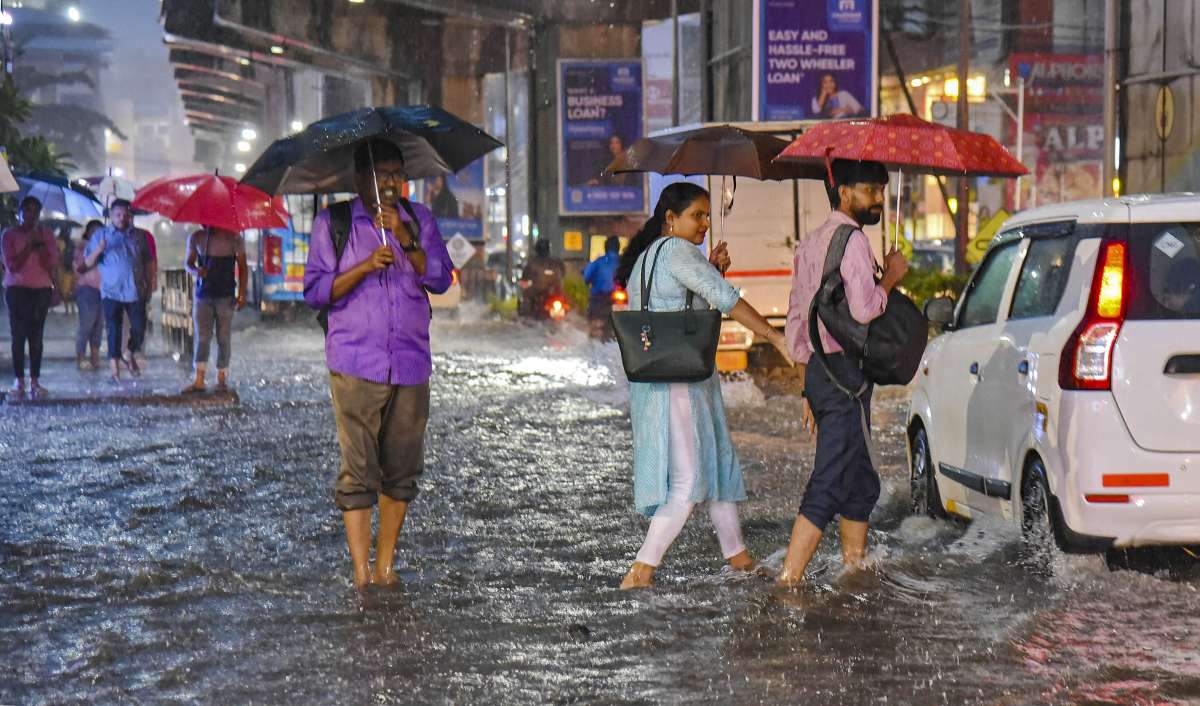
[603,124,827,181]
[241,105,504,195]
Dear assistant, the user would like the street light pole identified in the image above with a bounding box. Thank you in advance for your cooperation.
[954,0,971,274]
[1102,0,1118,197]
[1,0,13,78]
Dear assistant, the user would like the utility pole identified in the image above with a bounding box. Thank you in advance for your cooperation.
[671,0,680,127]
[1101,0,1118,197]
[1,0,13,78]
[503,28,514,287]
[954,0,971,274]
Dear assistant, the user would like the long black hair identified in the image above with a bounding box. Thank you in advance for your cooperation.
[615,181,709,287]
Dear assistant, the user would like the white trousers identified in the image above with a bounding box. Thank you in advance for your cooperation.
[635,384,746,567]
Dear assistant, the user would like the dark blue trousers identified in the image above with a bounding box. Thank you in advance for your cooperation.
[799,354,880,529]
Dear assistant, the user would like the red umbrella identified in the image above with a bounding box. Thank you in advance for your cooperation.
[774,113,1028,179]
[132,173,289,231]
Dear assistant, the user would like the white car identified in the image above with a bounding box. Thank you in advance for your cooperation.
[908,194,1200,559]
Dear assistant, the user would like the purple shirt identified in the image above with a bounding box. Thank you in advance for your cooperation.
[304,198,454,385]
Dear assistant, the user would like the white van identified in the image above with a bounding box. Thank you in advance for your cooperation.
[658,122,884,372]
[908,193,1200,558]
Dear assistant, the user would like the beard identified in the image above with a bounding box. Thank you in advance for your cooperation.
[854,206,883,225]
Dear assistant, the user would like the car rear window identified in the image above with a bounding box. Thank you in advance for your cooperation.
[1127,223,1200,320]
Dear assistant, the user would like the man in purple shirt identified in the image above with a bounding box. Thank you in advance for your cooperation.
[304,139,454,590]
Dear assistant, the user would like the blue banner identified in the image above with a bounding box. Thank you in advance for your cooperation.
[558,59,647,215]
[425,158,485,243]
[757,0,875,122]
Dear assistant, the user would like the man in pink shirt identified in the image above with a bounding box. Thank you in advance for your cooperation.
[778,159,909,586]
[1,196,60,399]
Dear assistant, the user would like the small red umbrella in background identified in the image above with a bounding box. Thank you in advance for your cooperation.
[132,173,289,231]
[774,113,1028,250]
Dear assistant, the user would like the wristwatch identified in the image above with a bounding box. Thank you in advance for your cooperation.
[401,240,423,253]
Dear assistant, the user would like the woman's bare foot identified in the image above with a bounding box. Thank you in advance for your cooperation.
[619,561,655,590]
[727,549,756,572]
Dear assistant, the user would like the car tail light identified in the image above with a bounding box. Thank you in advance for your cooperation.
[1059,241,1127,390]
[1084,494,1130,504]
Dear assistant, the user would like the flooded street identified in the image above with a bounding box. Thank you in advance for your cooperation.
[2,314,1199,705]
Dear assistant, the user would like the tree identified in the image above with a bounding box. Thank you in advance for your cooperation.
[0,77,73,226]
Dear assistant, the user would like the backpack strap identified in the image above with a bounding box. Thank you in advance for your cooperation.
[808,223,870,399]
[317,201,354,335]
[328,201,353,272]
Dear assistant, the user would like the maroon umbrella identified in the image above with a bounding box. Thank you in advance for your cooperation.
[605,124,827,181]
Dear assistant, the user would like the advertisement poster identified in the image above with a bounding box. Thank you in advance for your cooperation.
[425,158,485,243]
[558,59,647,215]
[1008,53,1104,206]
[261,227,307,301]
[754,0,877,121]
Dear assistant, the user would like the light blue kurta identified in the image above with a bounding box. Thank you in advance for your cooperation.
[627,237,743,516]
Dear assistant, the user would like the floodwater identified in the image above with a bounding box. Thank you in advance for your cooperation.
[2,311,1198,705]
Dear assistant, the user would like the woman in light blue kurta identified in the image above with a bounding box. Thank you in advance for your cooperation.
[617,183,794,589]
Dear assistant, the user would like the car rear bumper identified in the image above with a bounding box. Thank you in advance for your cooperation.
[1056,392,1200,547]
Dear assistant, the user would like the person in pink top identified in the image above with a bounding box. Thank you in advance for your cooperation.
[1,196,60,400]
[778,160,910,586]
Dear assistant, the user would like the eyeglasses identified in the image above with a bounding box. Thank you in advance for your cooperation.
[375,170,406,183]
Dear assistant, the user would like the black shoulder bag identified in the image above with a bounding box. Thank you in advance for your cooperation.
[807,224,928,390]
[316,199,421,335]
[611,239,722,383]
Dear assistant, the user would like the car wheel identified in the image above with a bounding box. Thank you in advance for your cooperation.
[910,426,946,519]
[1020,458,1060,561]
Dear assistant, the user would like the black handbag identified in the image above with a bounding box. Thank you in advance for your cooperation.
[611,239,722,383]
[808,224,928,389]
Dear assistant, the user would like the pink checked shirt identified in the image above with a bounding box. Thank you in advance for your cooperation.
[1,225,59,289]
[785,211,887,365]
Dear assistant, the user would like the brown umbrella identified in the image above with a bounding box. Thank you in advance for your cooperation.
[604,124,827,181]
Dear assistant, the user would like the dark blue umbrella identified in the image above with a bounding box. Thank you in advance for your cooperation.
[240,105,504,195]
[15,172,104,221]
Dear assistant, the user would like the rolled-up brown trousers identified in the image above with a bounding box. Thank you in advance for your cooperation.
[329,371,429,511]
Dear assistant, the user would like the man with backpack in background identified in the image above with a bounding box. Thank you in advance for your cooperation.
[303,139,454,591]
[777,159,910,586]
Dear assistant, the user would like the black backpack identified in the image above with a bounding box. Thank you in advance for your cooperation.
[807,224,928,392]
[316,198,420,334]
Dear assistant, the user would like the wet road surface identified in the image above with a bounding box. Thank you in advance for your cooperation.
[2,311,1199,705]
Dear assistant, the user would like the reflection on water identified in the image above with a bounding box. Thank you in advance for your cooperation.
[1,319,1198,705]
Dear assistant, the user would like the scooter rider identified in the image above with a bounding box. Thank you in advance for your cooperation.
[518,238,566,319]
[582,235,621,338]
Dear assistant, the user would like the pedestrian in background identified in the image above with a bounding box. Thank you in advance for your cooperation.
[303,139,454,591]
[778,159,909,586]
[582,234,621,338]
[1,196,59,400]
[73,219,105,371]
[57,228,77,315]
[614,182,793,590]
[84,199,153,382]
[182,226,247,392]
